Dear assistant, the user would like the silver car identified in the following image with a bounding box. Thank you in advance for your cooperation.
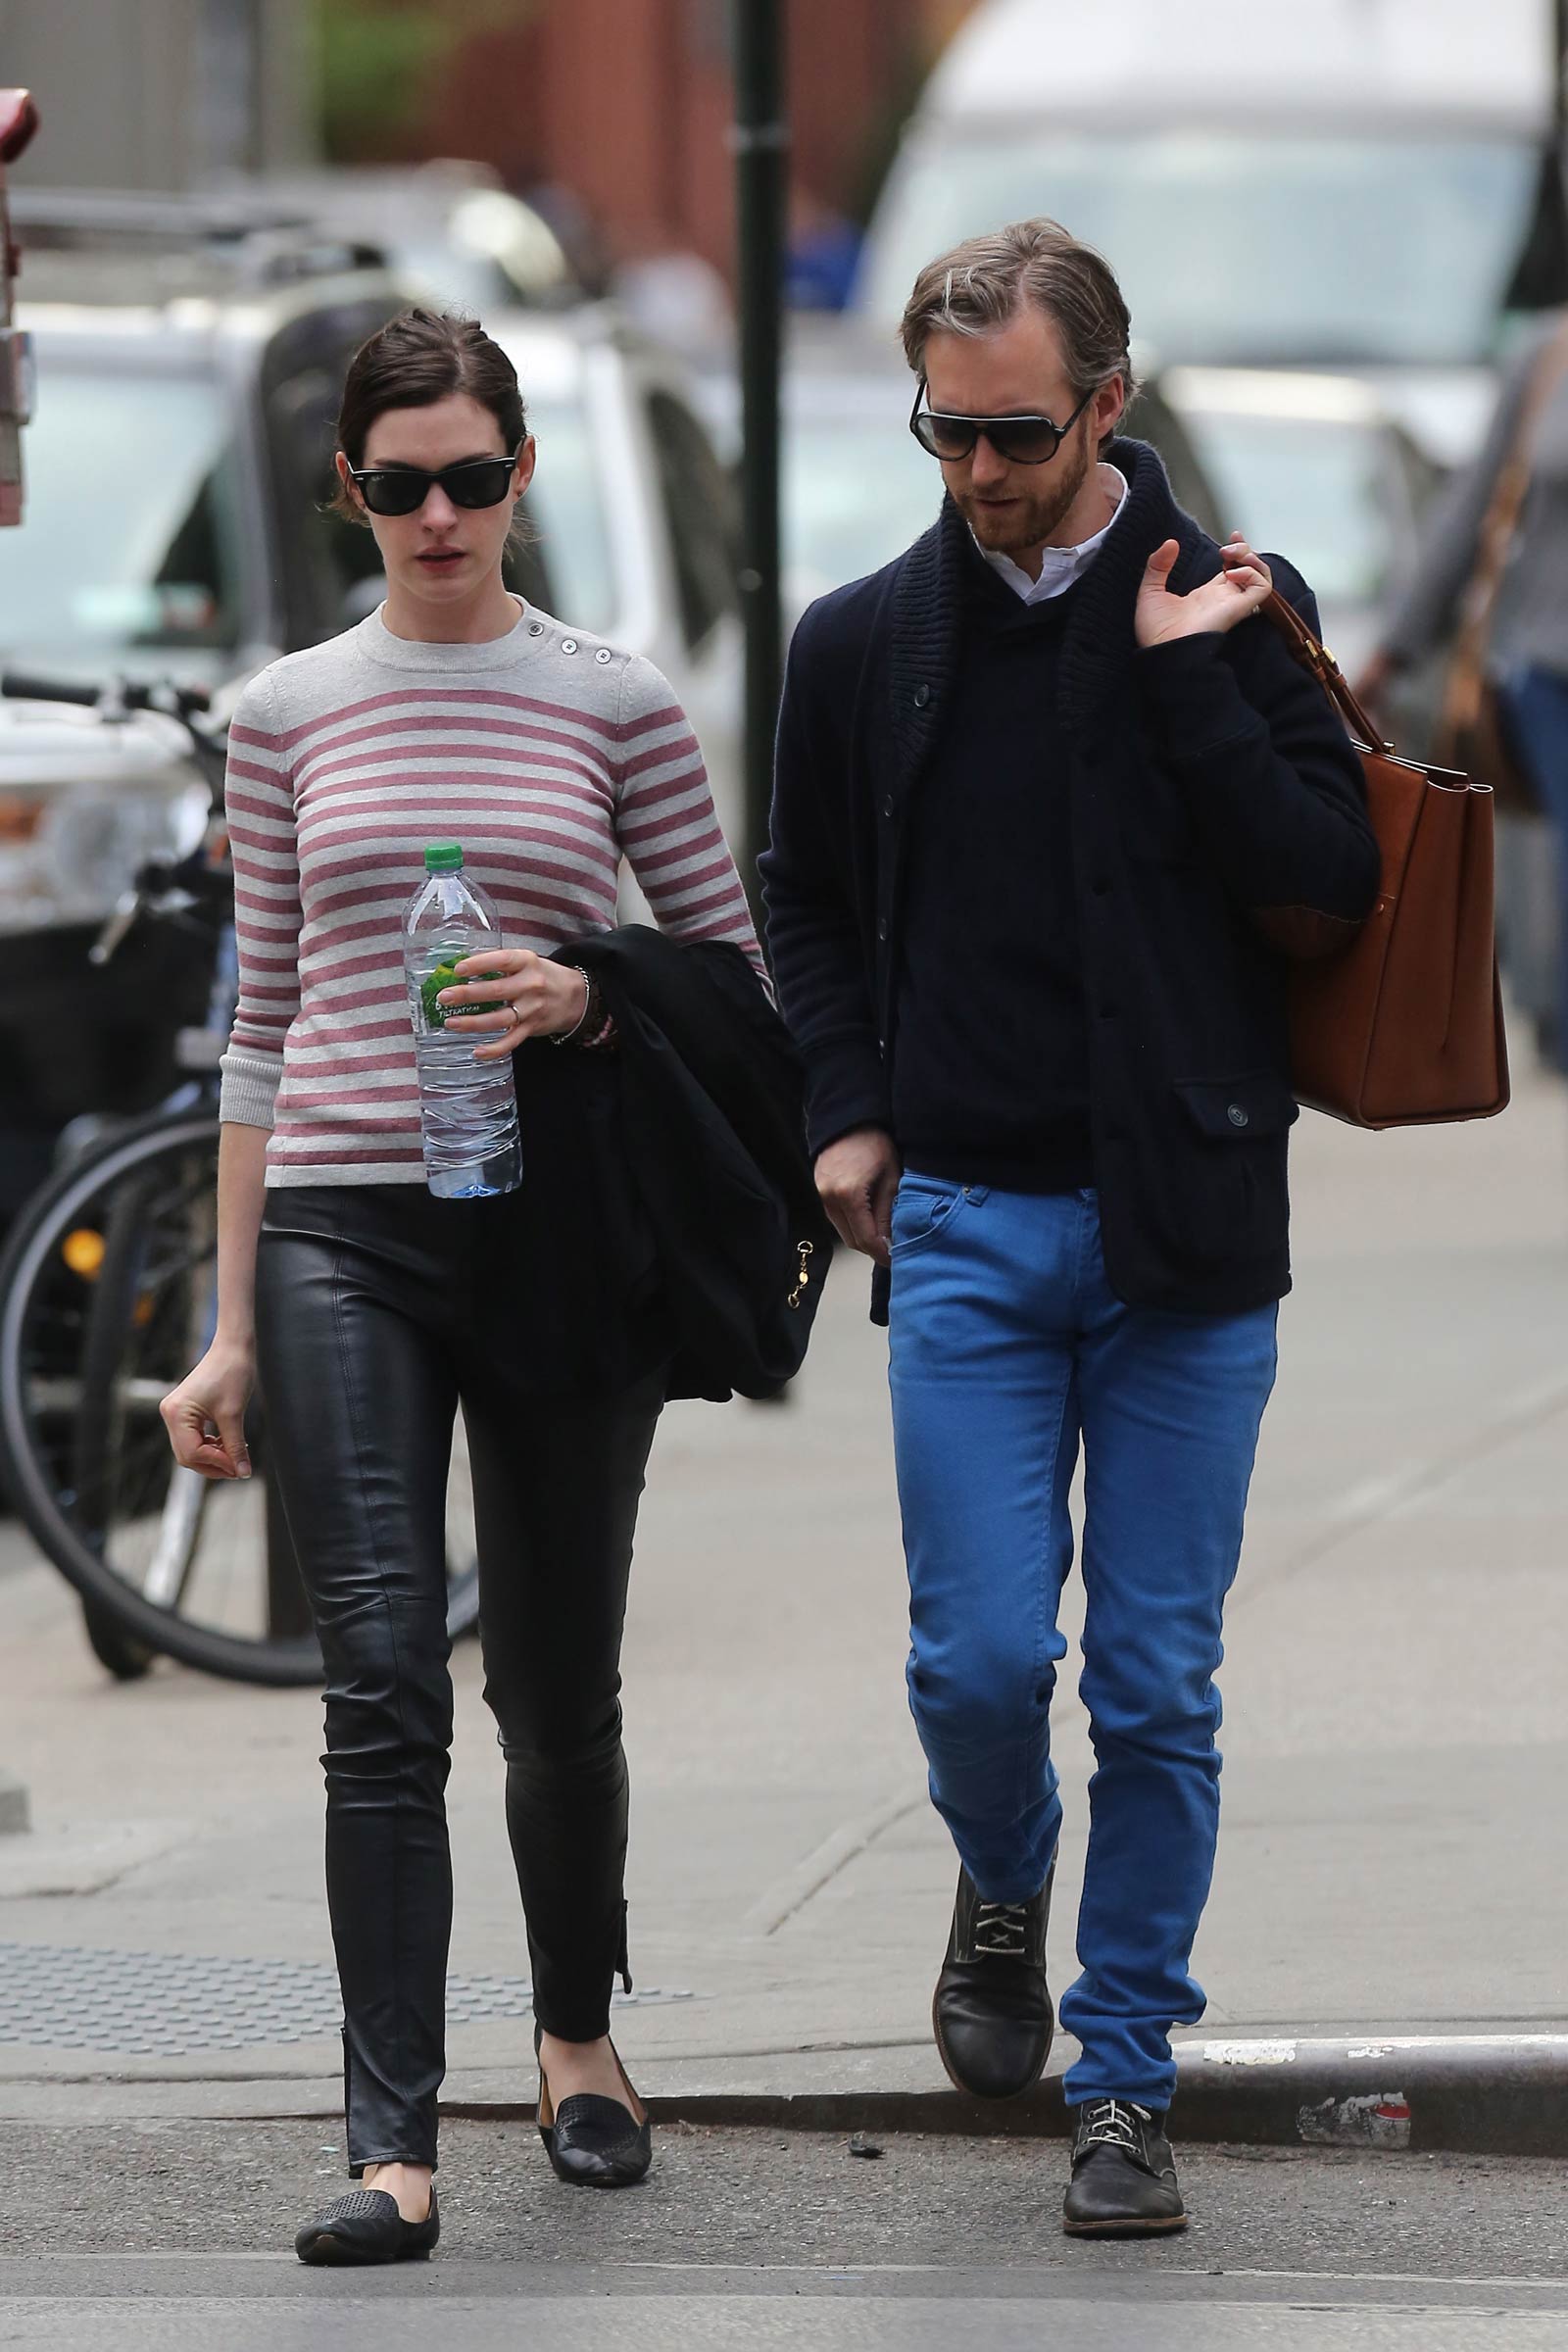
[1159,366,1441,679]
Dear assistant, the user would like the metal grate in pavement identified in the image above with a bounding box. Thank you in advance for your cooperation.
[0,1941,694,2055]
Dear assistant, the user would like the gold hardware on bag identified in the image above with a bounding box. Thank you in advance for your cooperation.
[788,1240,814,1309]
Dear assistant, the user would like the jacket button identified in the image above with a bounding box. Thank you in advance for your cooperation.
[882,796,894,818]
[913,683,931,709]
[1091,876,1110,897]
[1099,1003,1120,1020]
[877,917,889,941]
[1227,1103,1250,1129]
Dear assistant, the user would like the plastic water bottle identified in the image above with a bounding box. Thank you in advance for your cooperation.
[403,843,521,1200]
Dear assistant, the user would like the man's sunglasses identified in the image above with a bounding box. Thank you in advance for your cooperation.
[347,447,523,518]
[908,382,1094,466]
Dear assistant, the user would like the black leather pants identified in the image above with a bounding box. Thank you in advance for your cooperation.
[254,1185,662,2174]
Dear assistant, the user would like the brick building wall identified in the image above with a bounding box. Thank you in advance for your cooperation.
[426,0,974,281]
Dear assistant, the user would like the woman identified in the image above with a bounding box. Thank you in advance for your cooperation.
[160,310,766,2263]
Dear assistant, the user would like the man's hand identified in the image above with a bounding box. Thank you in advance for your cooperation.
[815,1126,902,1266]
[1136,531,1273,649]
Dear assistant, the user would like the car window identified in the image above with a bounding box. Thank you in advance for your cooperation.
[1126,385,1225,542]
[863,132,1539,367]
[1179,411,1398,605]
[503,524,554,616]
[783,403,941,597]
[267,368,394,645]
[524,390,616,636]
[0,356,245,673]
[644,388,737,651]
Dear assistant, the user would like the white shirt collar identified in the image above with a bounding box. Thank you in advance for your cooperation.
[972,465,1128,605]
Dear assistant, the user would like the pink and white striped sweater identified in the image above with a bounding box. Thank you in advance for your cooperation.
[218,601,764,1186]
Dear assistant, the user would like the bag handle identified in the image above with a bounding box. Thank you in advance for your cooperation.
[1260,588,1386,752]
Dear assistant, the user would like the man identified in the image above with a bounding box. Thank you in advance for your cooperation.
[761,219,1378,2235]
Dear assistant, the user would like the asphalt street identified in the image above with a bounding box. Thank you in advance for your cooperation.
[3,2122,1566,2347]
[4,2284,1566,2352]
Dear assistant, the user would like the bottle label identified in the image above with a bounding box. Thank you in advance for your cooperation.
[419,957,507,1031]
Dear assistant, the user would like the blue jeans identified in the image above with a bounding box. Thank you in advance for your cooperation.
[887,1180,1278,2110]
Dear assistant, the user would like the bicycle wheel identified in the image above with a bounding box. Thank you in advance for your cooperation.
[0,1106,480,1687]
[79,1593,156,1682]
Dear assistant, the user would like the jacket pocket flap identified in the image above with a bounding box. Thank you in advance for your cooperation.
[1174,1074,1298,1141]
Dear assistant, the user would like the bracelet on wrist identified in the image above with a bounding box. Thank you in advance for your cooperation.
[550,966,595,1047]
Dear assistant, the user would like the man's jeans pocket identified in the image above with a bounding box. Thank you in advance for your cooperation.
[890,1176,987,1257]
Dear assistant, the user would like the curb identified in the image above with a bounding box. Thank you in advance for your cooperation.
[440,2036,1568,2159]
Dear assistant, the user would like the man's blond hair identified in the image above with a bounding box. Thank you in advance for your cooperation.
[900,218,1136,429]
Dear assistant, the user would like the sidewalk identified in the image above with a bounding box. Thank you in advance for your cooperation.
[2,1044,1566,2152]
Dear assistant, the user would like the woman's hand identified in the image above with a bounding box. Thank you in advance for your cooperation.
[1135,531,1273,649]
[438,950,591,1060]
[160,1340,255,1481]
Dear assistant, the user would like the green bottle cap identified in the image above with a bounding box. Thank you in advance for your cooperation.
[423,843,464,871]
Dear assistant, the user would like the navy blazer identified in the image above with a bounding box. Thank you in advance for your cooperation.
[760,438,1380,1318]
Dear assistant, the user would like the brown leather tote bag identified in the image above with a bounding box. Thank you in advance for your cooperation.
[1261,591,1509,1130]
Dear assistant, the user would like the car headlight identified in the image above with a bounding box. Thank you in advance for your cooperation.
[0,782,209,935]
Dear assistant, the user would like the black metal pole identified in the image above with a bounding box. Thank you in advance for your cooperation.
[731,0,788,899]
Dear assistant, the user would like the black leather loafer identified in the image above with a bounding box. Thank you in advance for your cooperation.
[295,2184,440,2266]
[536,2027,653,2188]
[932,1863,1054,2100]
[1062,2099,1186,2235]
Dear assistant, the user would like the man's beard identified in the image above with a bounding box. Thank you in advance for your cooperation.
[956,424,1095,561]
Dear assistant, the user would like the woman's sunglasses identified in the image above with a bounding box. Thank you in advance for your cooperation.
[347,447,523,518]
[908,382,1093,466]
